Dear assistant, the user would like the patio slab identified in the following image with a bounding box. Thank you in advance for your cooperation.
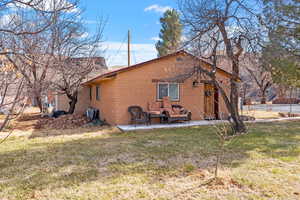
[117,120,226,131]
[117,117,300,131]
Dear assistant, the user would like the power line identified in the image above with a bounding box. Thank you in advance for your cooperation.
[106,33,127,67]
[133,49,137,64]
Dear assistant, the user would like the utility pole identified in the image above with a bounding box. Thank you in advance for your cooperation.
[128,30,131,67]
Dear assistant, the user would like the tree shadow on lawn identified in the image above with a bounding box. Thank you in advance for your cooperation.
[28,125,120,138]
[227,122,300,163]
[0,122,300,198]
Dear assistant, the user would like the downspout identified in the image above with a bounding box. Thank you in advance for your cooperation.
[55,92,58,111]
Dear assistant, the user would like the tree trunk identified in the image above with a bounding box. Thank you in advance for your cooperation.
[229,71,246,133]
[67,90,78,114]
[261,95,266,104]
[218,22,246,133]
[215,141,224,179]
[68,97,77,114]
[214,80,246,134]
[230,105,246,133]
[35,96,43,113]
[215,152,220,178]
[277,85,286,98]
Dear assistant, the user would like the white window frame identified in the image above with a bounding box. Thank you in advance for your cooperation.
[157,82,180,101]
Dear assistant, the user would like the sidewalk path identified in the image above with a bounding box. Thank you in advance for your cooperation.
[118,117,300,131]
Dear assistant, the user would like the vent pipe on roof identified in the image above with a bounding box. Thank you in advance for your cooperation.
[128,30,131,67]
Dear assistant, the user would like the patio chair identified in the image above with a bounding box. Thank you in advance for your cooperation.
[148,102,163,115]
[162,97,192,123]
[128,106,149,125]
[147,102,166,124]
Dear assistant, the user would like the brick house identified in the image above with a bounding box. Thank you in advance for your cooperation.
[57,50,234,125]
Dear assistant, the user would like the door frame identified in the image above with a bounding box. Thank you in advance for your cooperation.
[214,86,219,120]
[204,83,219,120]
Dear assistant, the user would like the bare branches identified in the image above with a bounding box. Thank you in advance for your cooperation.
[0,65,25,132]
[244,57,272,104]
[179,0,263,133]
[0,0,80,53]
[0,0,80,131]
[48,12,106,114]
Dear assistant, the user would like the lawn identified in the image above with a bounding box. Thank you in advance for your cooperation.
[240,110,280,119]
[0,121,300,199]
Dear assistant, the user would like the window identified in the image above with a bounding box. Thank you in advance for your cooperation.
[89,86,92,101]
[169,83,179,100]
[96,85,100,101]
[157,83,179,101]
[158,83,168,100]
[176,57,183,62]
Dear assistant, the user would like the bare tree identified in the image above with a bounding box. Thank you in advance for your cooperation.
[2,0,80,112]
[0,0,78,131]
[212,112,253,180]
[179,0,262,133]
[212,120,231,179]
[240,80,251,105]
[5,32,57,112]
[48,12,105,114]
[0,59,25,133]
[243,56,272,104]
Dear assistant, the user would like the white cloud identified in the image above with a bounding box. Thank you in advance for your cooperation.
[80,32,89,38]
[83,20,98,24]
[151,37,160,42]
[0,13,21,27]
[226,25,243,37]
[144,4,171,14]
[102,41,157,67]
[0,14,13,26]
[181,35,188,42]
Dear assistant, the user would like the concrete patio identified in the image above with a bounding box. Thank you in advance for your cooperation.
[117,117,300,131]
[117,120,225,131]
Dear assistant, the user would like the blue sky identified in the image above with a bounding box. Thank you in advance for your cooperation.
[80,0,178,67]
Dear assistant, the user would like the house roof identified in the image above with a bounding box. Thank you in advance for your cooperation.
[83,50,238,85]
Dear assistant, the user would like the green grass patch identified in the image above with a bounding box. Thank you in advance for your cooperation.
[0,121,300,199]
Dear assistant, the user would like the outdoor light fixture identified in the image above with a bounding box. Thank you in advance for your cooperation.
[192,80,199,87]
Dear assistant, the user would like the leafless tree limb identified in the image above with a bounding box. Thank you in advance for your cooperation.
[178,0,262,133]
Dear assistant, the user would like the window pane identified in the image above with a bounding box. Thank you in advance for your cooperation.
[158,84,168,99]
[89,86,92,100]
[96,85,100,101]
[169,83,179,100]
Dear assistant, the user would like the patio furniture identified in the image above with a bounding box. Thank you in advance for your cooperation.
[162,97,192,123]
[147,102,167,124]
[148,113,167,124]
[128,106,149,125]
[148,102,162,115]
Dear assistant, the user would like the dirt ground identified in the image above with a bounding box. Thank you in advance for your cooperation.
[1,107,119,139]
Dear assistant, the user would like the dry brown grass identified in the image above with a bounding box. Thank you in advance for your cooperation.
[0,114,300,199]
[1,109,300,199]
[241,110,280,119]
